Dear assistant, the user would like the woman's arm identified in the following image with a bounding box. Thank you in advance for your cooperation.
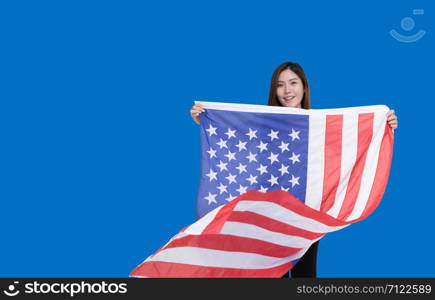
[190,102,205,125]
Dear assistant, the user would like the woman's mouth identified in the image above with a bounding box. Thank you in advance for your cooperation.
[284,96,295,102]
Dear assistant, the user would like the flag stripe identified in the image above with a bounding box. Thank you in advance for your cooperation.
[305,114,326,210]
[227,211,324,240]
[320,115,343,212]
[354,124,394,221]
[337,113,374,220]
[326,113,358,218]
[345,111,385,221]
[130,260,293,278]
[152,233,302,258]
[139,246,304,269]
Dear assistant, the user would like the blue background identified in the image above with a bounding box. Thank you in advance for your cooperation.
[0,0,433,277]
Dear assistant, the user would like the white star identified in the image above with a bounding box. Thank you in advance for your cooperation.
[246,128,258,140]
[267,152,279,164]
[256,164,268,175]
[236,184,248,194]
[205,169,218,182]
[281,186,289,192]
[289,174,300,187]
[278,141,289,153]
[267,174,279,186]
[235,140,247,152]
[206,124,217,136]
[259,185,268,193]
[225,173,237,184]
[278,164,289,176]
[289,128,300,141]
[289,152,300,164]
[246,174,258,185]
[235,163,247,174]
[224,150,236,161]
[216,138,228,149]
[225,128,237,139]
[216,160,228,172]
[225,194,236,202]
[204,192,217,205]
[207,147,217,158]
[246,152,257,163]
[217,182,228,194]
[256,141,268,153]
[267,129,279,141]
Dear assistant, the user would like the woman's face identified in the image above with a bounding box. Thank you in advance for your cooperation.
[276,69,304,108]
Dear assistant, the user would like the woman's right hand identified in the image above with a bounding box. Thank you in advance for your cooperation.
[190,103,205,125]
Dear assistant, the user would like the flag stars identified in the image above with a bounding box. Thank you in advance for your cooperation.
[235,140,247,152]
[256,141,268,153]
[205,169,218,182]
[256,164,268,175]
[281,186,289,192]
[224,150,236,162]
[236,184,248,195]
[259,185,268,193]
[267,174,279,186]
[236,163,247,174]
[278,141,289,153]
[206,124,217,136]
[225,128,237,139]
[217,182,228,194]
[216,138,228,149]
[246,152,257,163]
[246,174,258,185]
[289,152,300,164]
[207,147,217,158]
[289,128,300,141]
[205,192,217,205]
[225,194,236,202]
[267,129,279,141]
[246,128,258,140]
[278,164,289,176]
[216,160,228,172]
[267,152,279,164]
[225,173,237,184]
[289,174,300,187]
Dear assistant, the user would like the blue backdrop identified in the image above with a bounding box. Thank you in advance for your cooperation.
[0,0,433,277]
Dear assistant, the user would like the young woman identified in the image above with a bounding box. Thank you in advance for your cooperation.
[189,62,398,278]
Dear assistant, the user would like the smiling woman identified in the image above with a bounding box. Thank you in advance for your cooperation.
[188,62,398,278]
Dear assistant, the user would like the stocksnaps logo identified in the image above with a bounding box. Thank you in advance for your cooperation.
[3,281,20,297]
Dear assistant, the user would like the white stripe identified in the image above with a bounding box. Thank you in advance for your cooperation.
[196,100,390,116]
[233,200,349,233]
[184,205,224,234]
[326,113,358,218]
[305,114,326,210]
[146,243,315,270]
[221,221,315,248]
[345,109,387,221]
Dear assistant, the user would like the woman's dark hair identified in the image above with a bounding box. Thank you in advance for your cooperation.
[267,62,311,109]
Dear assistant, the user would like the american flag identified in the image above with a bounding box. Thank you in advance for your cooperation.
[130,101,394,278]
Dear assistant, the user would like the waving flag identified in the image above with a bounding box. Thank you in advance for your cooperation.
[130,101,394,278]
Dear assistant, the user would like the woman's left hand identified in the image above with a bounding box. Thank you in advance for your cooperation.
[386,109,398,130]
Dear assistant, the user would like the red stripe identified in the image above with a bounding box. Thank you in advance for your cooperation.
[236,190,349,227]
[202,196,241,234]
[130,260,293,278]
[154,233,301,258]
[227,211,325,240]
[349,124,394,222]
[337,113,374,220]
[320,115,343,213]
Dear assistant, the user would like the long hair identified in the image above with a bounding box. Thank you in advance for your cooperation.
[267,62,311,109]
